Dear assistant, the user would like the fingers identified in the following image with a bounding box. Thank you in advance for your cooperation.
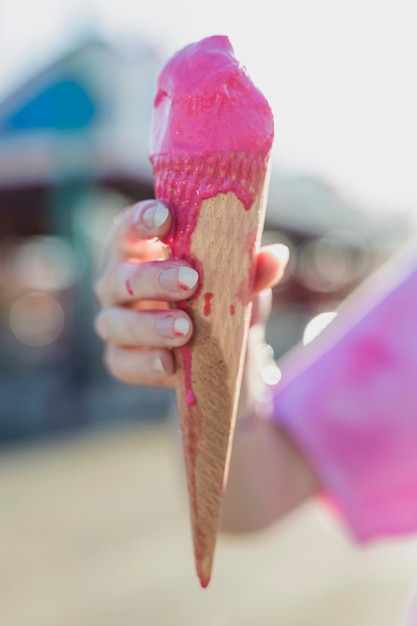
[105,199,173,262]
[104,345,176,385]
[95,198,290,392]
[94,260,199,307]
[95,307,192,348]
[96,307,192,384]
[250,288,273,328]
[249,243,290,330]
[253,244,290,293]
[94,198,195,388]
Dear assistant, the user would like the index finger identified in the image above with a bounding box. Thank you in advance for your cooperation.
[106,200,173,262]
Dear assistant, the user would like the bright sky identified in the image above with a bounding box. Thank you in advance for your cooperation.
[1,0,416,215]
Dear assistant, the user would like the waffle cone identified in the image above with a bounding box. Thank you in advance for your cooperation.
[174,186,268,587]
[152,149,271,586]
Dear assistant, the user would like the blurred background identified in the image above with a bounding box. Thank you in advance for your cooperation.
[0,1,416,625]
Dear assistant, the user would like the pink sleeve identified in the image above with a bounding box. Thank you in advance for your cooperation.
[271,243,417,542]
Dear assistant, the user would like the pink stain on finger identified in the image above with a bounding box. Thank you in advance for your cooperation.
[126,278,134,296]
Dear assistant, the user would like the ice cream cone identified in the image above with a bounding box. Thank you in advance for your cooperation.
[173,184,269,586]
[152,151,271,586]
[149,35,274,586]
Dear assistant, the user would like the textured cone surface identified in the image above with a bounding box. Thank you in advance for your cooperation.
[175,189,267,586]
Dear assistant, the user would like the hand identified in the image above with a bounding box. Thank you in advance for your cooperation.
[94,199,289,388]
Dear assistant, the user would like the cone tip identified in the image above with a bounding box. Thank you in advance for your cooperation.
[198,572,211,589]
[197,556,212,588]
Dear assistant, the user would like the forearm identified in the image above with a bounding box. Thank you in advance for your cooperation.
[220,406,319,534]
[219,319,320,533]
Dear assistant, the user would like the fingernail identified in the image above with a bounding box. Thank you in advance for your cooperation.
[155,316,190,338]
[142,202,169,230]
[174,317,190,336]
[152,355,166,373]
[178,267,199,291]
[158,266,199,292]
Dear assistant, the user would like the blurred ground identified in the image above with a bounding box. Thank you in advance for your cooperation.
[1,422,417,626]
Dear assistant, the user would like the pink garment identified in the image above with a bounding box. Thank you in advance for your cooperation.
[272,241,417,542]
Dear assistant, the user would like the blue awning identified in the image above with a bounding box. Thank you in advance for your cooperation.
[1,77,98,133]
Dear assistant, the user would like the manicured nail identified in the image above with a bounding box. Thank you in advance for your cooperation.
[158,266,199,292]
[152,355,166,373]
[174,317,190,337]
[155,316,190,338]
[178,267,199,291]
[142,202,169,230]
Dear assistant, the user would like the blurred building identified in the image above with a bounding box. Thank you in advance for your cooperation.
[0,36,411,443]
[0,36,171,442]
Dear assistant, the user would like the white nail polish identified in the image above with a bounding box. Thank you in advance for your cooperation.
[142,203,169,230]
[152,356,166,373]
[173,317,190,337]
[153,204,169,228]
[178,267,199,291]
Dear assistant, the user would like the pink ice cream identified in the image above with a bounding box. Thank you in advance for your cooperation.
[150,35,273,159]
[150,35,274,222]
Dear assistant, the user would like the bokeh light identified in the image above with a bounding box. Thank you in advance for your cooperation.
[261,362,282,386]
[10,291,65,346]
[298,238,357,293]
[303,311,338,345]
[11,236,83,292]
